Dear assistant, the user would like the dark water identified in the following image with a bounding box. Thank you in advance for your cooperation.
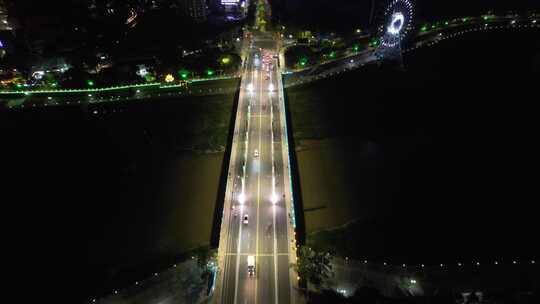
[289,28,540,264]
[0,97,231,303]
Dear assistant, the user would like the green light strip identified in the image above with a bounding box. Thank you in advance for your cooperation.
[1,75,240,96]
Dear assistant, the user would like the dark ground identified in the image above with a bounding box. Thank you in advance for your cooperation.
[286,28,540,265]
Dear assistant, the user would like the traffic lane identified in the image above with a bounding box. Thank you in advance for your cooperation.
[237,255,256,303]
[229,63,257,301]
[221,100,248,304]
[257,256,277,304]
[236,69,264,303]
[278,255,292,304]
[222,254,237,304]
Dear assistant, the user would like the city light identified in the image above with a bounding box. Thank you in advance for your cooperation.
[388,12,405,35]
[221,57,231,64]
[238,192,246,204]
[271,193,278,204]
[165,74,175,83]
[87,80,94,86]
[207,69,214,76]
[179,70,189,79]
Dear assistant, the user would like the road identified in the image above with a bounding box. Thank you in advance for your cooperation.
[214,29,298,304]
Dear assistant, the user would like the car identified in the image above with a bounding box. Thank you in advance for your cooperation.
[254,149,259,158]
[247,255,255,276]
[243,214,249,224]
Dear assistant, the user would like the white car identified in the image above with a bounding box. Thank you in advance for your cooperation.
[247,255,255,276]
[243,214,249,224]
[254,149,259,158]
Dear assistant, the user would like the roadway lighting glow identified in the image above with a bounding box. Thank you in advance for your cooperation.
[356,28,362,33]
[221,57,231,64]
[268,83,275,91]
[247,83,254,93]
[271,193,278,204]
[238,192,246,204]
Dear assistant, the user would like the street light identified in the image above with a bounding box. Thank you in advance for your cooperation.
[179,70,189,79]
[221,57,231,65]
[165,74,175,83]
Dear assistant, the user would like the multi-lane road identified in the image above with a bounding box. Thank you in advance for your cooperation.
[213,29,298,304]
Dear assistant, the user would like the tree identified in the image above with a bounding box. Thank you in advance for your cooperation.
[194,246,217,279]
[291,246,333,299]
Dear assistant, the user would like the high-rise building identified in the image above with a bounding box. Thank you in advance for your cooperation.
[183,0,209,22]
[0,0,17,33]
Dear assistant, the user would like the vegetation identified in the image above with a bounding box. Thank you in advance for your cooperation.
[291,246,333,298]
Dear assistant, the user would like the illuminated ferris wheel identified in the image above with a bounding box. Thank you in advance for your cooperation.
[378,0,415,48]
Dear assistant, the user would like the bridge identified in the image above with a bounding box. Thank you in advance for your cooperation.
[212,1,300,303]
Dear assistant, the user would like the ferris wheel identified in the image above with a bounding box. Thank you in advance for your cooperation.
[378,0,415,48]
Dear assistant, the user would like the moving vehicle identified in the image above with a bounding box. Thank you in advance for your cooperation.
[247,255,255,276]
[243,214,249,224]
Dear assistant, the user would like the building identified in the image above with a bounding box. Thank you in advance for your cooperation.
[0,0,17,33]
[183,0,209,22]
[215,0,247,20]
